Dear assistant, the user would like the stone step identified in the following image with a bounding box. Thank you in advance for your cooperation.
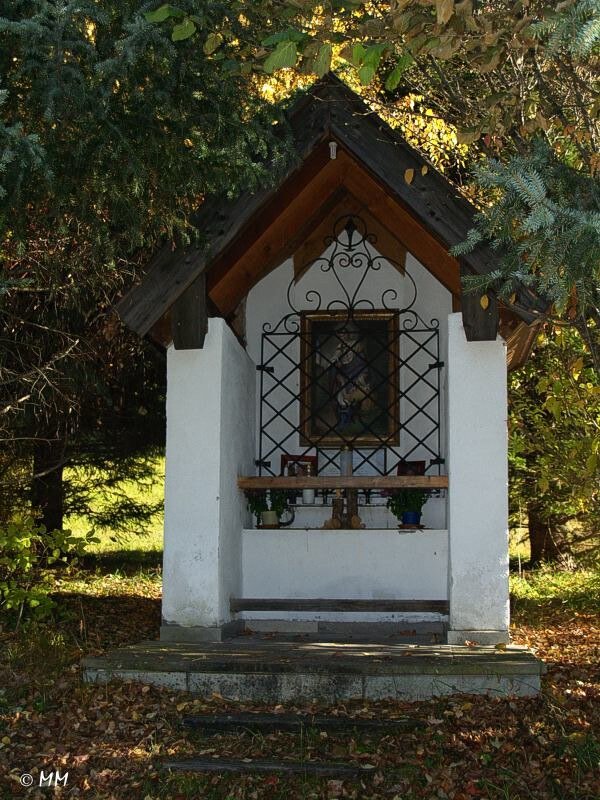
[83,636,545,701]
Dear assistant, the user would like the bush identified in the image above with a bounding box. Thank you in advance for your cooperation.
[0,518,97,623]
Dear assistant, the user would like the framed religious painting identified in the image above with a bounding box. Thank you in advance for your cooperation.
[299,311,400,447]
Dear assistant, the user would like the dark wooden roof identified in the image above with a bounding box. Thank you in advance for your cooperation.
[116,74,545,352]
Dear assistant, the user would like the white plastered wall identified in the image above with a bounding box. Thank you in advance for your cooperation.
[241,528,447,621]
[446,313,510,643]
[161,318,255,640]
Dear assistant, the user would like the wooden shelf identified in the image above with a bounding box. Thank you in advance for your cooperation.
[237,475,448,490]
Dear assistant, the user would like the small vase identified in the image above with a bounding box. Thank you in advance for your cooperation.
[260,510,279,528]
[302,489,315,504]
[401,511,422,526]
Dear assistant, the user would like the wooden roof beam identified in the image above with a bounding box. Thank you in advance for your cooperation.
[341,154,461,296]
[208,156,352,315]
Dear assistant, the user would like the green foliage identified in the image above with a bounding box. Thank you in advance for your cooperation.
[508,325,600,554]
[0,1,289,532]
[531,0,600,58]
[386,489,429,520]
[244,490,268,525]
[265,40,298,73]
[64,458,165,540]
[452,142,600,354]
[268,490,291,519]
[0,518,97,622]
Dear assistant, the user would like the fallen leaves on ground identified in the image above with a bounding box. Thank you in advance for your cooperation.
[0,582,598,800]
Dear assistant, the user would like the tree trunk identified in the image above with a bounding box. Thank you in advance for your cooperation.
[528,504,560,565]
[31,440,65,532]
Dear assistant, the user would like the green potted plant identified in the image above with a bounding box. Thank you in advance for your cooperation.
[245,489,268,527]
[244,489,293,528]
[386,489,429,527]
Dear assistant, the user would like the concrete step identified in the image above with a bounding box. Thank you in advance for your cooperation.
[83,636,545,702]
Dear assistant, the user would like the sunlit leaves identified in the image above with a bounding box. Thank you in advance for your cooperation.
[508,326,599,549]
[348,42,386,84]
[313,43,332,77]
[203,32,223,55]
[264,40,298,73]
[384,53,415,90]
[171,17,196,42]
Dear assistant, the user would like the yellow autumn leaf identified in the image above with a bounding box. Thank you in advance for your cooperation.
[509,292,517,304]
[480,294,490,310]
[421,165,429,175]
[404,168,415,185]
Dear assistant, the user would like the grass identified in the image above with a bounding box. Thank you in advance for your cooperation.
[508,526,530,561]
[510,562,600,613]
[64,458,165,556]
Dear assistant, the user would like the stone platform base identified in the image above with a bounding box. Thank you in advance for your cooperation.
[83,635,545,702]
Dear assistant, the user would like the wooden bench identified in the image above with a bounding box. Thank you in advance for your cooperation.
[230,598,449,614]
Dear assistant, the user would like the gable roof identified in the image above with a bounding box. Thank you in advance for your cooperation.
[116,74,545,351]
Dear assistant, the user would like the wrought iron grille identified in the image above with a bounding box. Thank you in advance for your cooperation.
[256,215,443,478]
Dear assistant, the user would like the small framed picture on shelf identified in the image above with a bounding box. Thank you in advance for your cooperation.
[280,454,318,477]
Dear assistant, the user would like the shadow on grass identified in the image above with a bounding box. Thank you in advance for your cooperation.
[78,548,163,574]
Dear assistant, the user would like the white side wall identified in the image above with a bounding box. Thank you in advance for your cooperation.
[161,318,255,638]
[446,313,509,643]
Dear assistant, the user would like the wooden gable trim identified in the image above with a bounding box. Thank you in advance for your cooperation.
[206,140,333,295]
[208,156,352,316]
[293,190,407,284]
[505,321,541,370]
[459,264,499,341]
[340,152,461,296]
[208,147,462,317]
[327,98,499,281]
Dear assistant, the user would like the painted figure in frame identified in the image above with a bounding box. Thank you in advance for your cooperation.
[300,311,399,447]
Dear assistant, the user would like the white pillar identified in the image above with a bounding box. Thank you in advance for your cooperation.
[161,318,256,641]
[446,313,509,644]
